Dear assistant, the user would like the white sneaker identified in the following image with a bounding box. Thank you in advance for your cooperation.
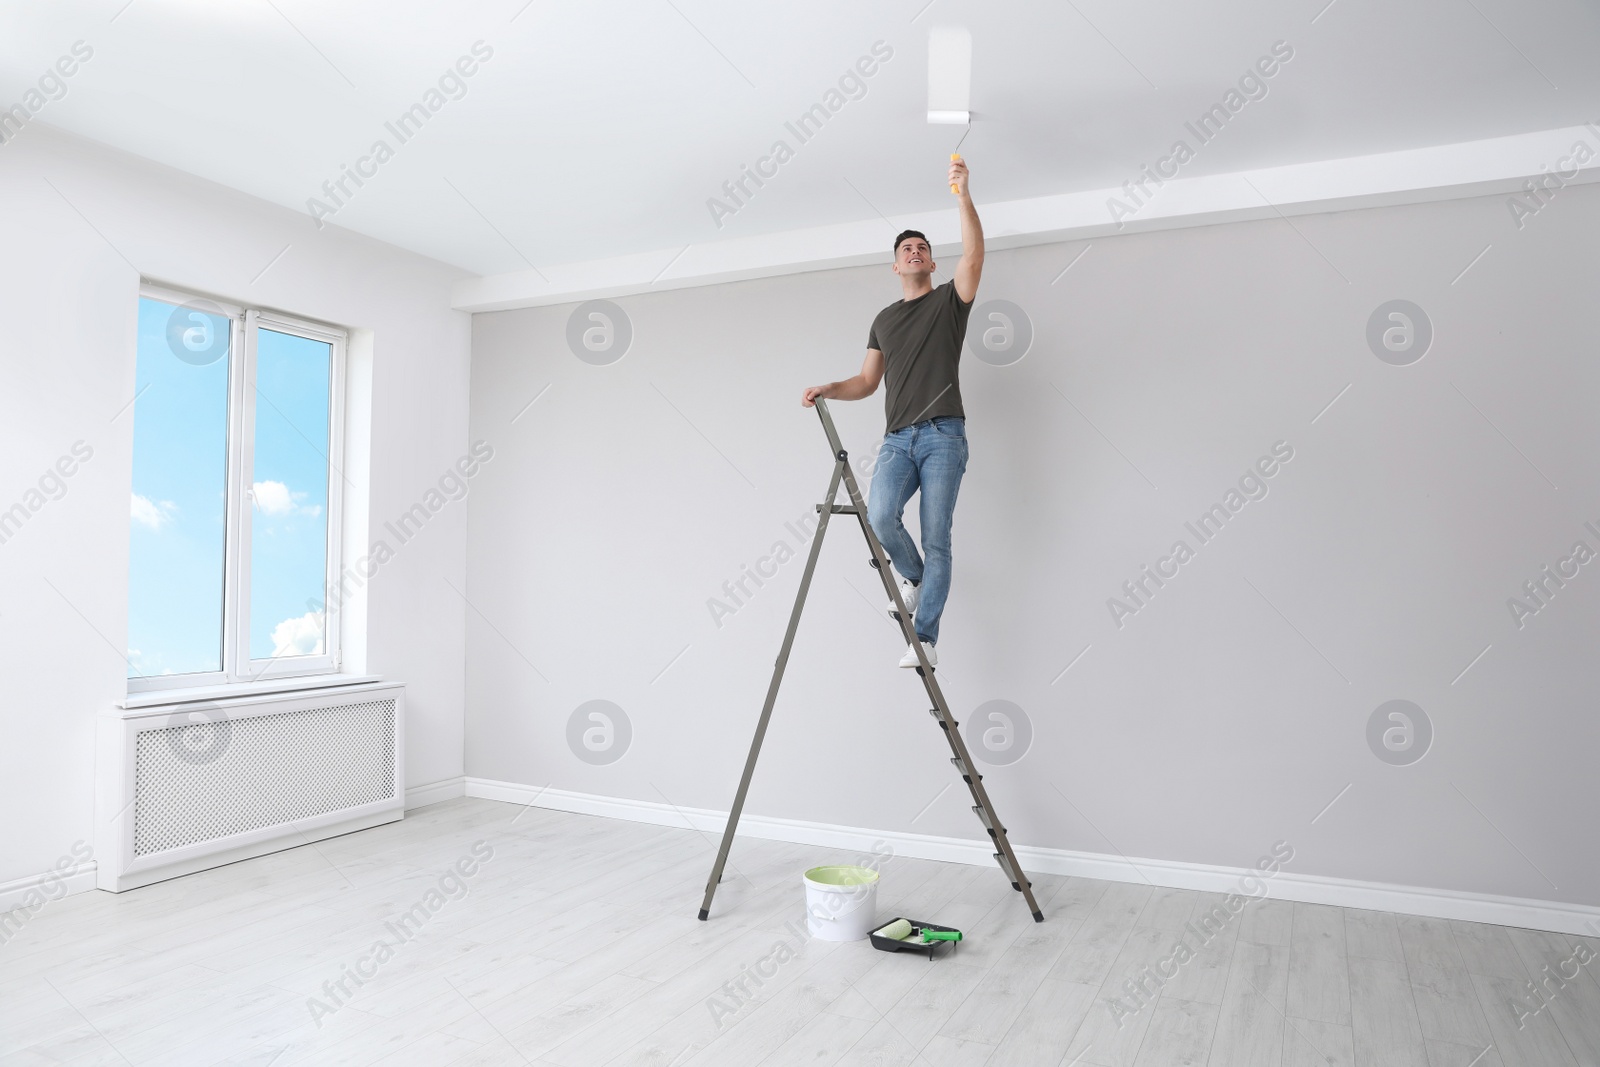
[887,579,920,619]
[898,641,937,669]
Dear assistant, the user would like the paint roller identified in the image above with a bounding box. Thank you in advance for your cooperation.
[876,918,964,943]
[927,26,972,194]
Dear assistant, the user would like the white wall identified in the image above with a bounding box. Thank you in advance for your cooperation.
[0,125,471,889]
[467,182,1600,920]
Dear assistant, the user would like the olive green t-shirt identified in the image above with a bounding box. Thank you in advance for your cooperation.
[868,279,973,434]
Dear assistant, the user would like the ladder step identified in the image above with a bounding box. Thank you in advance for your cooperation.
[927,708,957,730]
[994,851,1031,892]
[950,756,981,783]
[815,504,860,514]
[971,805,1004,837]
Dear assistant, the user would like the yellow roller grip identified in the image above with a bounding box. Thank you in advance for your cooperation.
[950,153,961,195]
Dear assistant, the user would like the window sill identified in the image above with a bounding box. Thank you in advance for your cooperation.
[119,673,384,711]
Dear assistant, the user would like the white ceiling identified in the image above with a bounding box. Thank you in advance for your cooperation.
[3,0,1597,277]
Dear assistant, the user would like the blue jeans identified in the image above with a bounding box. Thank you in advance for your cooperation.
[867,416,968,645]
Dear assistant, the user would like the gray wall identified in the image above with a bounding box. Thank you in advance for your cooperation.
[466,183,1598,911]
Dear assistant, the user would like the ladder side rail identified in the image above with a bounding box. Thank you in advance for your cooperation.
[697,457,847,920]
[830,412,1045,923]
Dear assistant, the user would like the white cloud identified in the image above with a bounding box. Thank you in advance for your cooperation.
[271,611,325,658]
[253,480,295,515]
[131,493,176,530]
[253,480,321,518]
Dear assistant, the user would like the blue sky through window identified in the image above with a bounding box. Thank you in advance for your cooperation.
[128,297,229,677]
[128,297,333,678]
[250,328,331,660]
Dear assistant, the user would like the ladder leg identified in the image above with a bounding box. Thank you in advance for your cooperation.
[698,458,847,920]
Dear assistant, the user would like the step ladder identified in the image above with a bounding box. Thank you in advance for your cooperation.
[697,398,1043,924]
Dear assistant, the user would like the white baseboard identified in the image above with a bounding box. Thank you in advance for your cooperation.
[466,777,1600,937]
[0,861,100,942]
[407,775,467,810]
[4,773,452,924]
[105,809,401,893]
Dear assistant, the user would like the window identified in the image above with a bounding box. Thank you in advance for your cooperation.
[128,284,345,692]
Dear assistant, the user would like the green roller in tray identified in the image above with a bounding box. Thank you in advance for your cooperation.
[869,917,964,959]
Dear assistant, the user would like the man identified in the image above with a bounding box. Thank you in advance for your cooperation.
[802,157,982,668]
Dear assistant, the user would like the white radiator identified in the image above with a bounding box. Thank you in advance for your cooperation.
[97,682,405,891]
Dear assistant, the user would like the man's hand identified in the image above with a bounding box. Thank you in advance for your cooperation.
[948,155,970,199]
[801,384,829,407]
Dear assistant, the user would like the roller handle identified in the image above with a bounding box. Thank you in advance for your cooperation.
[950,153,961,195]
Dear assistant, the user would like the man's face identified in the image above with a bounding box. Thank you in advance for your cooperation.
[893,238,933,279]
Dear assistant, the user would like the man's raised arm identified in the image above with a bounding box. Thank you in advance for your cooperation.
[951,158,983,304]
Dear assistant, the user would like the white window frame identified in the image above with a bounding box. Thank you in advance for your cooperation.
[129,284,346,695]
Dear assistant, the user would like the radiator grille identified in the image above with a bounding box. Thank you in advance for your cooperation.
[133,698,397,857]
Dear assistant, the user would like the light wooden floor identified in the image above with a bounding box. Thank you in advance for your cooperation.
[2,797,1596,1066]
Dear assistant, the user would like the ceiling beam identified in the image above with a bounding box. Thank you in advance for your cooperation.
[452,123,1600,313]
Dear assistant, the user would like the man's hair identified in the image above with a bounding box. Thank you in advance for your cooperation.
[893,229,928,256]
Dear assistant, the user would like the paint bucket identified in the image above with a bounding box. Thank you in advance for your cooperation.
[802,865,880,941]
